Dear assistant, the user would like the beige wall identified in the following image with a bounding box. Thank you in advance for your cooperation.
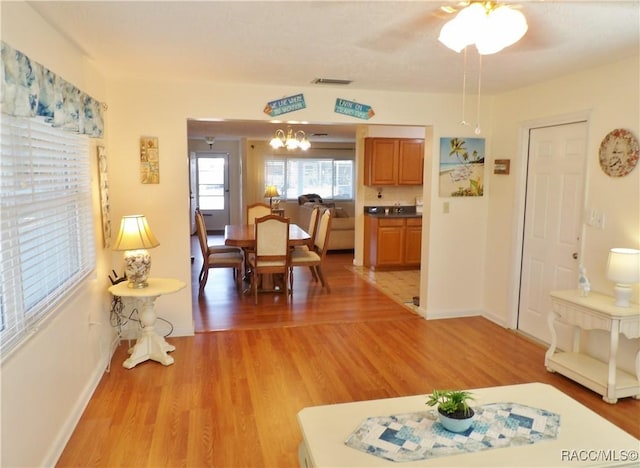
[2,2,639,466]
[1,2,113,467]
[104,78,485,331]
[486,56,640,370]
[487,57,640,322]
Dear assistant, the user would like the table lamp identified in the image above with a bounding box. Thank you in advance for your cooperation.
[113,215,160,288]
[264,185,280,207]
[606,248,640,307]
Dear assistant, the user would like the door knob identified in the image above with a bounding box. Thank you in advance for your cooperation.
[572,252,578,259]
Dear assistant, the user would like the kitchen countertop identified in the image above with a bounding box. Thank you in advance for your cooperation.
[365,212,422,218]
[364,206,422,218]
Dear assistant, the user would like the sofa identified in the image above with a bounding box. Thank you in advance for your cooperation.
[296,202,355,251]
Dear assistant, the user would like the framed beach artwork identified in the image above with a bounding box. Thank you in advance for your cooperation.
[439,137,485,197]
[140,136,160,184]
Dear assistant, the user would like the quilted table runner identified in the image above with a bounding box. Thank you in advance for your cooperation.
[344,403,560,463]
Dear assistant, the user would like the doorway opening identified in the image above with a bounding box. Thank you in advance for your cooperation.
[194,152,230,232]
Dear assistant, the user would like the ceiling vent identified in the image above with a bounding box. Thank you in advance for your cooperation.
[312,78,352,86]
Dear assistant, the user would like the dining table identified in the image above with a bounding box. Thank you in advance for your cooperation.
[224,223,311,249]
[224,223,311,293]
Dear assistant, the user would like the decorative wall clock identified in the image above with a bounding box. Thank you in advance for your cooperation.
[598,128,639,177]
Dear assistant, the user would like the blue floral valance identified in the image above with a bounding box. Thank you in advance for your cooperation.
[1,41,104,138]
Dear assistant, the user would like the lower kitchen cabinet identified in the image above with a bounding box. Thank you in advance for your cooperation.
[364,216,422,269]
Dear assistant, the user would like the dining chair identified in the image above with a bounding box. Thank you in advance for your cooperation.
[195,208,244,295]
[294,206,320,253]
[244,202,273,275]
[246,202,272,225]
[289,209,332,292]
[248,214,290,304]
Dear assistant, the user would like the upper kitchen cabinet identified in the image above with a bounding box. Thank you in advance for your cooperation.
[364,138,424,186]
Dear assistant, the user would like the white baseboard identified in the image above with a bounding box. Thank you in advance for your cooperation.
[481,310,509,328]
[424,308,483,320]
[169,325,195,337]
[43,356,106,467]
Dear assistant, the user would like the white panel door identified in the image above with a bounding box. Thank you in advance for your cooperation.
[518,122,587,346]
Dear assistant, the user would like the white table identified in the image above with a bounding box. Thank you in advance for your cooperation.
[546,290,640,403]
[297,383,639,467]
[108,277,185,369]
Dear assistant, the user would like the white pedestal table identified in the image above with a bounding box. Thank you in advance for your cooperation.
[108,277,185,369]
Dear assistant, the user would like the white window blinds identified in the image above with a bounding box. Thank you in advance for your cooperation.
[1,115,96,358]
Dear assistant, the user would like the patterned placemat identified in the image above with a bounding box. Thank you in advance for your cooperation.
[344,403,560,463]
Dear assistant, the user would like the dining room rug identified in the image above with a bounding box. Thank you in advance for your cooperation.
[348,266,421,314]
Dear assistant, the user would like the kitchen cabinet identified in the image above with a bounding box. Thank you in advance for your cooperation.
[364,138,424,186]
[404,218,423,265]
[364,215,422,269]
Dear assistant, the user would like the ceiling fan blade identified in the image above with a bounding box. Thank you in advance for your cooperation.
[357,10,442,53]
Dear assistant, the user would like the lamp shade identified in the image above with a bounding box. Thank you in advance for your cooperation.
[264,185,280,199]
[113,215,160,251]
[606,248,640,307]
[606,248,640,284]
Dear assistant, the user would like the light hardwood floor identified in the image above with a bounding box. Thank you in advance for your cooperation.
[56,248,639,467]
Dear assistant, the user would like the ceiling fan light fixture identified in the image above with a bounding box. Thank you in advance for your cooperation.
[438,18,472,53]
[439,2,528,55]
[476,5,528,54]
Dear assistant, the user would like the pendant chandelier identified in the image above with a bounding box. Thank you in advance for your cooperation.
[439,2,528,55]
[269,126,311,150]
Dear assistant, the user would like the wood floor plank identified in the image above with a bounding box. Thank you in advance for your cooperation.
[56,250,639,467]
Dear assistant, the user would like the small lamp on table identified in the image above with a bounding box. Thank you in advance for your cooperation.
[113,215,160,288]
[264,185,280,208]
[606,248,640,307]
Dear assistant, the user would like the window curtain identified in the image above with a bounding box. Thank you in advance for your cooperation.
[0,41,104,138]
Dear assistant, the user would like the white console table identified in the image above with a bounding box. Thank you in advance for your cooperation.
[545,289,640,403]
[109,277,185,369]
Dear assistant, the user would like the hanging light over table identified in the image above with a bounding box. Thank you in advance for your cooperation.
[269,126,311,150]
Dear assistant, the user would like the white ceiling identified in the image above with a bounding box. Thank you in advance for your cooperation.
[23,0,640,142]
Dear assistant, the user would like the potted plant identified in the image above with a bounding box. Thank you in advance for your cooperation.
[426,389,475,433]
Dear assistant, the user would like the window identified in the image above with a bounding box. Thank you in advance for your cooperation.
[0,115,95,358]
[265,157,354,200]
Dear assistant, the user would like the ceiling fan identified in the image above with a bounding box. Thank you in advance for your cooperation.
[358,1,532,54]
[438,1,529,54]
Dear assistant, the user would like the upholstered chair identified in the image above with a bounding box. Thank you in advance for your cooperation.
[246,202,272,225]
[248,215,290,304]
[289,209,332,292]
[195,208,243,295]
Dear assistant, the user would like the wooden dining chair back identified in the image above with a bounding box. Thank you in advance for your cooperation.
[295,206,320,252]
[290,209,332,292]
[246,202,272,225]
[195,208,243,295]
[195,208,240,254]
[248,215,290,304]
